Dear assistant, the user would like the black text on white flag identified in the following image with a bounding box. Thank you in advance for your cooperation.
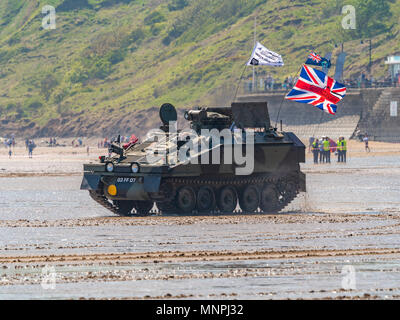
[247,42,284,67]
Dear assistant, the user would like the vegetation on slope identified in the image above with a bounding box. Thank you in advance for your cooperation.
[0,0,399,136]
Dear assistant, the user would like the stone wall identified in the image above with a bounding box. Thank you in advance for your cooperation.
[237,88,387,141]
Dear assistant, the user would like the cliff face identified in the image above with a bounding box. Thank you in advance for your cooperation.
[0,0,399,138]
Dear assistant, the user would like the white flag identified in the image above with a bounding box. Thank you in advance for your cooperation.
[246,42,284,67]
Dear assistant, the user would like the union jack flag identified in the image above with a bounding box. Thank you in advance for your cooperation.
[309,52,322,63]
[305,51,331,68]
[285,65,346,115]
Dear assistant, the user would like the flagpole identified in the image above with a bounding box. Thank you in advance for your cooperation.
[252,16,256,92]
[274,64,304,129]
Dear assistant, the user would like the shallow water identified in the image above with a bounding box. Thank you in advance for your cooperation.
[0,176,106,220]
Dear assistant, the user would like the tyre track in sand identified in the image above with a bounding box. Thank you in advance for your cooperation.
[1,247,400,264]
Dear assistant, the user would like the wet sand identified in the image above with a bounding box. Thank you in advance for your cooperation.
[0,141,400,299]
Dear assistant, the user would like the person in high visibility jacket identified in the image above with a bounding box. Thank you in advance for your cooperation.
[337,137,347,163]
[340,137,347,163]
[312,139,319,164]
[323,137,331,163]
[319,138,325,163]
[337,138,342,162]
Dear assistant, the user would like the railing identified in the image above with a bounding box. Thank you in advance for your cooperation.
[242,80,400,94]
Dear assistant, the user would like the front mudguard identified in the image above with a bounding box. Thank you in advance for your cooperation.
[80,173,161,201]
[80,174,101,190]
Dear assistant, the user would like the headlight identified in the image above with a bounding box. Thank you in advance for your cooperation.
[106,162,114,172]
[131,163,139,173]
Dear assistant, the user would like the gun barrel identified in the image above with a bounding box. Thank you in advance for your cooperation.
[109,144,124,157]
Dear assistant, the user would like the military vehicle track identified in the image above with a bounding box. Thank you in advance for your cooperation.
[89,173,301,217]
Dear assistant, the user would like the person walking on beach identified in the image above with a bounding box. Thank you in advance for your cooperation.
[363,135,370,152]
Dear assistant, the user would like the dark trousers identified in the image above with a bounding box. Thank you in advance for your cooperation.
[319,150,324,163]
[325,151,331,163]
[313,150,319,163]
[338,150,347,162]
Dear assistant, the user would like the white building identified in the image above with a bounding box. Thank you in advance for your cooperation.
[385,56,400,83]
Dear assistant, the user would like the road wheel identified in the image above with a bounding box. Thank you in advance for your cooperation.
[217,186,238,213]
[279,179,298,205]
[260,185,280,213]
[176,186,197,214]
[196,186,216,213]
[159,182,175,201]
[134,201,154,216]
[113,200,135,216]
[239,185,260,213]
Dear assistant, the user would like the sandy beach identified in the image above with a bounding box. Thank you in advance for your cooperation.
[0,139,399,177]
[0,139,400,299]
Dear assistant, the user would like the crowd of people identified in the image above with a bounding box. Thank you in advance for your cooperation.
[2,135,90,158]
[342,72,400,89]
[1,135,36,158]
[245,75,298,92]
[244,72,400,93]
[310,134,372,164]
[49,137,58,146]
[2,134,16,158]
[310,136,348,164]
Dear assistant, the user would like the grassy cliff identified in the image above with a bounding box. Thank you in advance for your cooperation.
[0,0,399,137]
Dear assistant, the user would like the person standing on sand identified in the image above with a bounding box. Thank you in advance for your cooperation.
[337,137,342,162]
[323,137,331,163]
[337,137,347,163]
[319,138,325,163]
[312,139,319,164]
[342,137,347,163]
[28,140,36,158]
[363,135,370,152]
[7,138,12,158]
[309,136,314,153]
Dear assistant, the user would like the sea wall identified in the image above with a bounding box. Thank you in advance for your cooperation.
[237,89,386,141]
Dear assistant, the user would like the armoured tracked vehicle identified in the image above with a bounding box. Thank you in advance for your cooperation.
[81,101,306,216]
